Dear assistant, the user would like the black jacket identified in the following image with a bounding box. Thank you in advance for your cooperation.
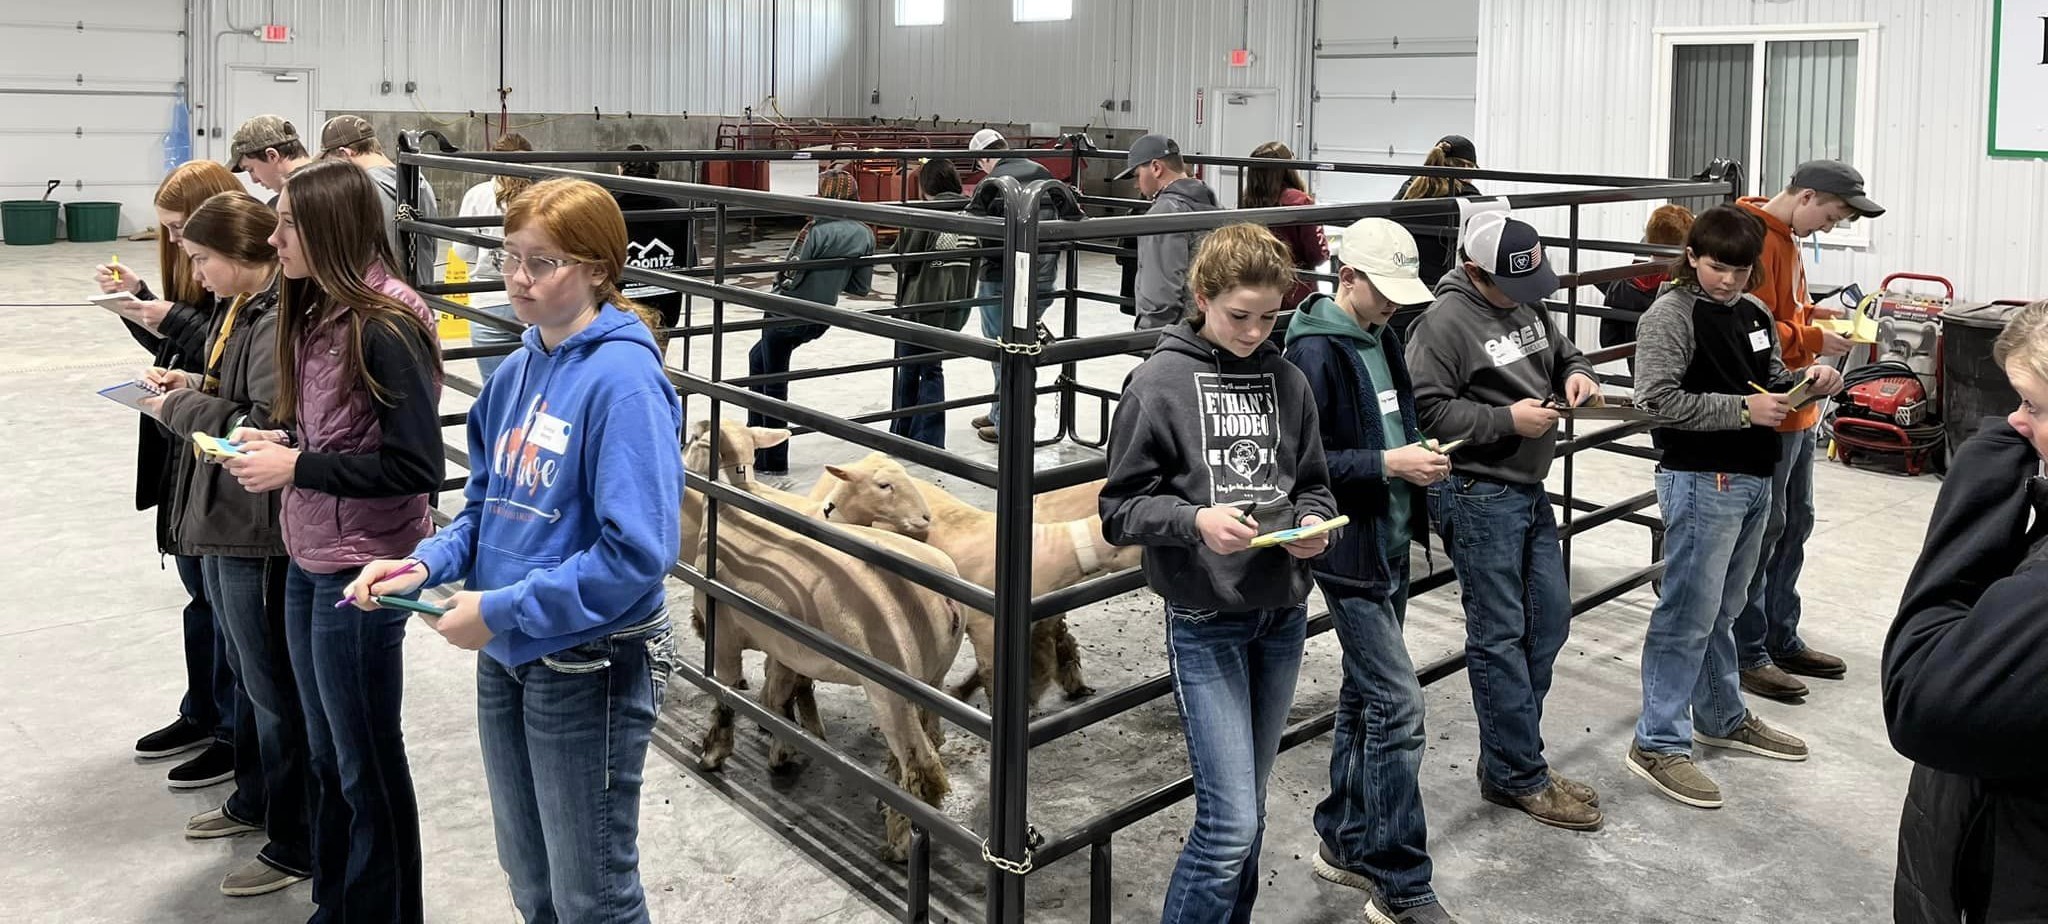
[1282,312,1427,597]
[614,189,696,326]
[1884,418,2048,923]
[128,281,219,553]
[157,284,287,559]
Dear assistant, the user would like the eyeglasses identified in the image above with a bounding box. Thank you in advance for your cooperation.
[501,252,586,282]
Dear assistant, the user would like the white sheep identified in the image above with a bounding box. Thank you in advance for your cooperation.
[682,421,963,862]
[812,457,1140,706]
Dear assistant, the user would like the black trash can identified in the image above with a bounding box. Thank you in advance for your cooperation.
[1941,300,2032,464]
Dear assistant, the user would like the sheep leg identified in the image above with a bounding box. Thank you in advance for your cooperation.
[762,660,811,774]
[867,685,950,863]
[1028,620,1060,704]
[1052,616,1093,700]
[947,609,997,704]
[698,618,748,772]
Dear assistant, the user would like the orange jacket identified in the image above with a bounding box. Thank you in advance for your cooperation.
[1737,197,1822,432]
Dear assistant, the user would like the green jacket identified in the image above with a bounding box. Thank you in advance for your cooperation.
[777,217,874,306]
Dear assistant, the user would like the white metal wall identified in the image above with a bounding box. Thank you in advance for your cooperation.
[191,0,864,160]
[1475,0,2048,303]
[862,0,1310,157]
[1308,0,1480,205]
[1,4,187,238]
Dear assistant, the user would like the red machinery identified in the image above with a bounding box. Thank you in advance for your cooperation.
[1827,273,1950,475]
[707,122,1081,202]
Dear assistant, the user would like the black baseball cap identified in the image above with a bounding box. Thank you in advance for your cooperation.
[1436,134,1477,163]
[1113,133,1180,181]
[1790,160,1883,218]
[1462,211,1560,304]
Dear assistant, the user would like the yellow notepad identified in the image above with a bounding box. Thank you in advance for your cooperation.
[1816,312,1878,343]
[1247,515,1351,549]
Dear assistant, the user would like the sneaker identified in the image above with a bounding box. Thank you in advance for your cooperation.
[1479,779,1603,830]
[1377,901,1466,924]
[1626,744,1723,808]
[185,806,261,840]
[1696,712,1809,761]
[1740,664,1810,702]
[977,425,1000,444]
[135,718,211,759]
[971,414,994,429]
[166,742,235,790]
[1774,648,1847,679]
[1310,841,1376,893]
[1549,770,1600,808]
[219,857,307,897]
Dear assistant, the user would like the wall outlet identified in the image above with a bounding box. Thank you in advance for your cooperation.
[870,88,881,104]
[380,80,393,95]
[404,80,417,94]
[1101,98,1115,111]
[1119,99,1131,112]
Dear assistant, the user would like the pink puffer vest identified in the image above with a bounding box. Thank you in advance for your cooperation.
[281,265,440,573]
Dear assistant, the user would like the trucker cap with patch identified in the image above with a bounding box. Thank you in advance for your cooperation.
[1336,218,1435,306]
[969,128,1006,151]
[1461,210,1560,304]
[1790,159,1884,218]
[1113,133,1179,181]
[228,115,299,171]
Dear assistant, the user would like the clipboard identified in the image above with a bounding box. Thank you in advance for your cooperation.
[1247,515,1351,549]
[97,380,163,412]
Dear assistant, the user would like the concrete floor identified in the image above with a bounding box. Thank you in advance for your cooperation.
[1,237,1933,923]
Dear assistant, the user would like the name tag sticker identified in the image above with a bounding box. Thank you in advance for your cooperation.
[1749,328,1772,352]
[530,412,573,454]
[1377,388,1400,416]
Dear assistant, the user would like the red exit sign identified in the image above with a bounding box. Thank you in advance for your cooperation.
[259,23,291,43]
[1228,48,1251,67]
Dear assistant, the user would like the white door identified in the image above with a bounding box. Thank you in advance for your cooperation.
[1309,2,1478,205]
[226,67,315,197]
[1208,89,1281,210]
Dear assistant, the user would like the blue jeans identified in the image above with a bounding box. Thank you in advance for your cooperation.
[1159,601,1308,924]
[976,278,1051,427]
[207,555,312,877]
[746,317,830,472]
[1636,471,1770,753]
[479,616,675,924]
[1428,477,1572,797]
[472,302,524,382]
[284,563,423,923]
[175,553,235,743]
[1736,429,1815,668]
[889,337,946,448]
[1312,558,1435,909]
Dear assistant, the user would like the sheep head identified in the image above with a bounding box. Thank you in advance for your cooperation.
[684,419,790,486]
[820,455,933,540]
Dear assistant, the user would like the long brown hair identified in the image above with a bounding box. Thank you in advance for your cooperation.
[181,192,278,267]
[1241,141,1309,209]
[492,132,535,208]
[1186,223,1296,323]
[503,177,659,334]
[272,159,439,423]
[1399,139,1479,201]
[153,161,243,304]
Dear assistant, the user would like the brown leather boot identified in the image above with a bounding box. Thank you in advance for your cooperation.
[1740,664,1809,701]
[1774,647,1847,679]
[1480,780,1603,830]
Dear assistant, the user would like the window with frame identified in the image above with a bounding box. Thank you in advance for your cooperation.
[1013,0,1074,22]
[1658,26,1875,242]
[896,0,944,26]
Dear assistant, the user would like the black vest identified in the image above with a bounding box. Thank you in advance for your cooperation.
[1652,292,1783,477]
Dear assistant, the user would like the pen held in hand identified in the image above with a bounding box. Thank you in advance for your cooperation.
[337,560,423,609]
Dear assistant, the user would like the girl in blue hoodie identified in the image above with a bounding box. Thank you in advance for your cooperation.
[348,178,683,923]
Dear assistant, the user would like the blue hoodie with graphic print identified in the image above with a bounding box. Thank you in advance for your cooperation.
[410,304,684,667]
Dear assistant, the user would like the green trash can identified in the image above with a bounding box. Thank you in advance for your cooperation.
[2,200,60,245]
[64,201,123,242]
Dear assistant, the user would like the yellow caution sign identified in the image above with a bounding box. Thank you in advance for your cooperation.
[439,245,472,339]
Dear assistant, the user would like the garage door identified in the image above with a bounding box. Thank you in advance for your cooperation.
[0,7,187,240]
[1308,2,1479,207]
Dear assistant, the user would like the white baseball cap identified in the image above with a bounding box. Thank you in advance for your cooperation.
[969,128,1006,151]
[1336,218,1435,306]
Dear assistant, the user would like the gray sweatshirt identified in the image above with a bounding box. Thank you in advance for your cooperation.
[1404,265,1596,485]
[1134,178,1220,330]
[1100,322,1340,611]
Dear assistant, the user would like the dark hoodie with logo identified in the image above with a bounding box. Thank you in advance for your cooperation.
[1405,264,1596,485]
[1134,178,1221,330]
[1100,321,1340,611]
